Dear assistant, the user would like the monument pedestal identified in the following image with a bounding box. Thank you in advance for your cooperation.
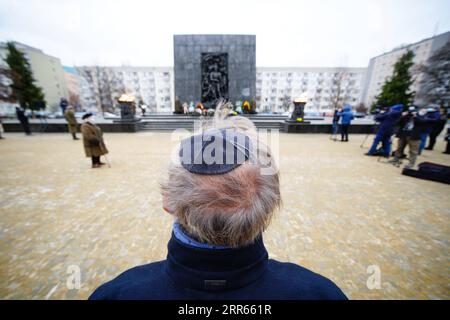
[284,121,312,133]
[112,117,141,132]
[112,97,141,132]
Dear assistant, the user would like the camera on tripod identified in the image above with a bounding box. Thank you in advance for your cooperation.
[407,106,418,116]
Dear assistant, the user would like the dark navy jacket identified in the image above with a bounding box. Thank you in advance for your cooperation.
[375,104,403,137]
[89,234,347,300]
[397,113,433,140]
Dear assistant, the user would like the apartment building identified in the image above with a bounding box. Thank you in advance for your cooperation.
[75,66,173,113]
[361,31,450,108]
[0,41,68,111]
[256,67,366,113]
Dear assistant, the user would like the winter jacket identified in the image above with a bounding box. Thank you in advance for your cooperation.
[81,122,108,157]
[375,104,403,137]
[396,113,433,140]
[337,105,354,125]
[89,233,347,300]
[64,109,78,134]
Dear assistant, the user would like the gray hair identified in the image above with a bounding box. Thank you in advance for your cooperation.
[161,102,281,248]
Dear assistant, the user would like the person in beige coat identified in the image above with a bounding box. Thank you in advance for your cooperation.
[81,113,108,168]
[64,106,79,140]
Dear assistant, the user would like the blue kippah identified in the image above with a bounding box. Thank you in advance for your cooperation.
[179,128,252,175]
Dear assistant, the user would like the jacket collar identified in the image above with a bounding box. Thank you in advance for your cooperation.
[165,232,268,292]
[172,222,230,250]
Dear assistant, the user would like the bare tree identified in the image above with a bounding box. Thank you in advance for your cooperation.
[68,91,80,109]
[329,68,350,110]
[77,68,99,111]
[94,66,114,116]
[355,102,368,114]
[281,93,292,112]
[0,67,16,102]
[415,40,450,107]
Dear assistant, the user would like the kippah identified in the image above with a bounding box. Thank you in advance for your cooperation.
[179,128,252,175]
[82,113,93,120]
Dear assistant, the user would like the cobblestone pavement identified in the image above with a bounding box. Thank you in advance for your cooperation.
[0,132,449,299]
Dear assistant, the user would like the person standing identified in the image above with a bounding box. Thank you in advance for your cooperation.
[64,105,79,140]
[365,104,403,157]
[60,98,69,114]
[182,102,188,115]
[89,112,347,300]
[390,107,431,169]
[331,107,341,141]
[0,118,4,139]
[81,113,108,168]
[425,106,448,151]
[15,107,31,135]
[139,101,147,117]
[0,111,5,139]
[419,107,440,154]
[337,105,354,142]
[444,127,450,155]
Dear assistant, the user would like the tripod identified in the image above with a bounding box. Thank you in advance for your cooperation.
[360,123,378,148]
[38,116,49,133]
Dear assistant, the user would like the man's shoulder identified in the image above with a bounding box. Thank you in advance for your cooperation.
[89,261,167,300]
[265,259,347,300]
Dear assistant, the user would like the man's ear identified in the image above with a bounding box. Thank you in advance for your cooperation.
[162,195,173,214]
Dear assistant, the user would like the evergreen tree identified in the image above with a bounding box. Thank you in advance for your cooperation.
[373,50,415,110]
[4,42,46,110]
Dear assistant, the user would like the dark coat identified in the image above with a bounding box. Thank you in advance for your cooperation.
[396,113,433,140]
[60,99,69,109]
[16,108,28,124]
[81,122,108,157]
[375,104,403,137]
[332,110,340,124]
[430,111,447,136]
[89,234,347,300]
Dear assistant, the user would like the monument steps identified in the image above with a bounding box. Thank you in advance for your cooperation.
[138,115,287,131]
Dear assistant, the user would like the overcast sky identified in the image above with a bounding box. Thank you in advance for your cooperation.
[1,0,449,68]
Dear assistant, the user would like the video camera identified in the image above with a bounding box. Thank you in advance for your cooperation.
[407,108,416,115]
[370,105,388,115]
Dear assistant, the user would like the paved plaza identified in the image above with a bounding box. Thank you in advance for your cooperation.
[0,132,449,299]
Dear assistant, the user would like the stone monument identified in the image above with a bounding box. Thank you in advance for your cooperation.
[174,35,256,109]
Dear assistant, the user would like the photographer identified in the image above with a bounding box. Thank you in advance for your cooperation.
[444,127,450,154]
[390,107,432,169]
[425,106,448,151]
[419,107,440,154]
[365,104,403,157]
[331,107,341,141]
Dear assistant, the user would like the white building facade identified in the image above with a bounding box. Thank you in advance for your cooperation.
[361,31,450,108]
[75,66,174,113]
[75,66,366,114]
[256,67,366,114]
